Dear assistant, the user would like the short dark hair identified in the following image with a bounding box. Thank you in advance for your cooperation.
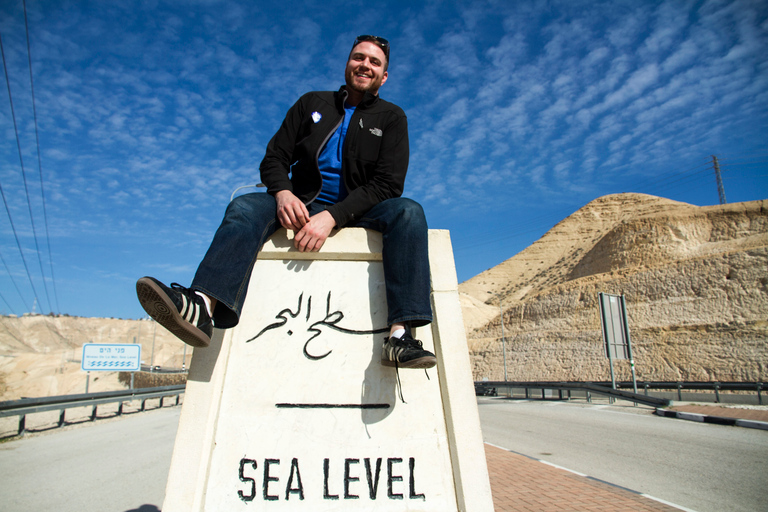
[351,35,389,70]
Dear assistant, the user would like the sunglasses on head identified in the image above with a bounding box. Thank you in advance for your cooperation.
[353,35,390,60]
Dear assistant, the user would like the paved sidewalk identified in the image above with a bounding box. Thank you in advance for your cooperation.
[667,404,768,421]
[657,404,768,429]
[485,444,683,512]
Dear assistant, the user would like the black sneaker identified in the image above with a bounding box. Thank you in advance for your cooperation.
[136,277,213,348]
[381,332,437,369]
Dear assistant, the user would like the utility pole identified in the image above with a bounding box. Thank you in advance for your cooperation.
[712,155,727,205]
[150,319,157,370]
[488,291,508,382]
[500,299,507,382]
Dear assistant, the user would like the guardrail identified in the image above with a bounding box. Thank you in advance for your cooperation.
[475,381,671,407]
[475,381,767,406]
[618,381,766,404]
[0,385,186,437]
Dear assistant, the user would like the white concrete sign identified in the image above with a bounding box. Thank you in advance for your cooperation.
[163,229,493,511]
[81,343,141,372]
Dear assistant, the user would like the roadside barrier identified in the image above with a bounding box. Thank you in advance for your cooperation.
[475,381,767,406]
[0,385,185,437]
[474,381,670,407]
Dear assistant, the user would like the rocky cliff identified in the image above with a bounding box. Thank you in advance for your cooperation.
[460,194,768,383]
[2,193,765,400]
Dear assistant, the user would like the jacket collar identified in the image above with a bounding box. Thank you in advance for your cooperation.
[335,85,379,112]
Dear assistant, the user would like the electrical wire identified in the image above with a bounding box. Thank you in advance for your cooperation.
[0,30,43,314]
[617,159,713,196]
[453,157,725,256]
[722,174,768,180]
[0,248,30,312]
[23,0,59,313]
[0,289,16,315]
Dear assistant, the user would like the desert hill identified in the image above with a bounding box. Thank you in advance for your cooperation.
[0,315,189,401]
[460,193,767,382]
[1,193,765,400]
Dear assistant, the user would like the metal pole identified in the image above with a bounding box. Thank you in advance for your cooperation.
[712,155,727,205]
[620,295,638,394]
[85,371,90,394]
[599,293,617,391]
[500,300,507,382]
[150,319,157,369]
[487,291,508,382]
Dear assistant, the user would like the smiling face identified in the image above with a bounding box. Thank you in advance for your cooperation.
[344,41,388,104]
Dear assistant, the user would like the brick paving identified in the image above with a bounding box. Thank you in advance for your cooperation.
[484,444,682,512]
[668,404,768,422]
[484,405,768,510]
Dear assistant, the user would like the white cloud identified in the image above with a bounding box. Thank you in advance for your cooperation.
[1,0,766,317]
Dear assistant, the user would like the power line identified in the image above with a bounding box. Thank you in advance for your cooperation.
[23,0,59,313]
[0,248,30,312]
[641,165,715,194]
[453,160,718,248]
[452,155,743,257]
[723,174,768,180]
[717,156,768,166]
[453,208,567,253]
[0,289,16,315]
[0,28,44,314]
[619,159,713,196]
[0,27,52,314]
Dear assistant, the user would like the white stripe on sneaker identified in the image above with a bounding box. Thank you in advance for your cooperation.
[181,294,199,325]
[180,295,189,320]
[384,343,404,362]
[189,304,200,326]
[176,291,202,327]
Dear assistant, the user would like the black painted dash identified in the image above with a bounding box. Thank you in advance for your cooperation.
[275,403,390,409]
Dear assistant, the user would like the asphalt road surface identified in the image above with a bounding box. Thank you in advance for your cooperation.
[0,407,180,512]
[478,397,768,512]
[1,399,766,512]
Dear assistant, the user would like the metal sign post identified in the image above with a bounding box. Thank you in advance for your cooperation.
[620,295,638,394]
[598,293,637,393]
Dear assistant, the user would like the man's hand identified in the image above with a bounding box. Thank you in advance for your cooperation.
[294,210,336,252]
[275,190,310,231]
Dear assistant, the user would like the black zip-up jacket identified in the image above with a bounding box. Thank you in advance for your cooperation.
[259,86,409,227]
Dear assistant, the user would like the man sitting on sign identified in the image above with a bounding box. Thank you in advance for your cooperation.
[136,35,436,371]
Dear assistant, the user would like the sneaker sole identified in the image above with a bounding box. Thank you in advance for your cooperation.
[381,356,437,369]
[136,277,211,348]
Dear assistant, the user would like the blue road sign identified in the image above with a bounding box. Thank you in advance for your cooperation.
[82,343,141,372]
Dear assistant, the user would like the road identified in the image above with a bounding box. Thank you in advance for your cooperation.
[0,399,766,512]
[478,398,768,512]
[0,407,179,512]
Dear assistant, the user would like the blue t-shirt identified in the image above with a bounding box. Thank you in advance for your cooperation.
[316,104,356,204]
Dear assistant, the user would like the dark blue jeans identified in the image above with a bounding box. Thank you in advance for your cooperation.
[191,193,432,329]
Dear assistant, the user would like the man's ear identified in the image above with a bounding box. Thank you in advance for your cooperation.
[381,71,388,87]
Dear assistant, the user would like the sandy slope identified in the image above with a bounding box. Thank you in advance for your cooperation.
[2,193,765,398]
[460,193,767,310]
[459,193,767,381]
[0,316,190,401]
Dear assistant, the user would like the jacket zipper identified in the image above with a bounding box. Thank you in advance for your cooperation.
[309,114,344,206]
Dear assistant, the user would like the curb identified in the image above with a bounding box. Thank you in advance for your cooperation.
[655,409,768,431]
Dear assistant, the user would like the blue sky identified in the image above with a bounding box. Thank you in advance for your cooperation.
[0,0,766,319]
